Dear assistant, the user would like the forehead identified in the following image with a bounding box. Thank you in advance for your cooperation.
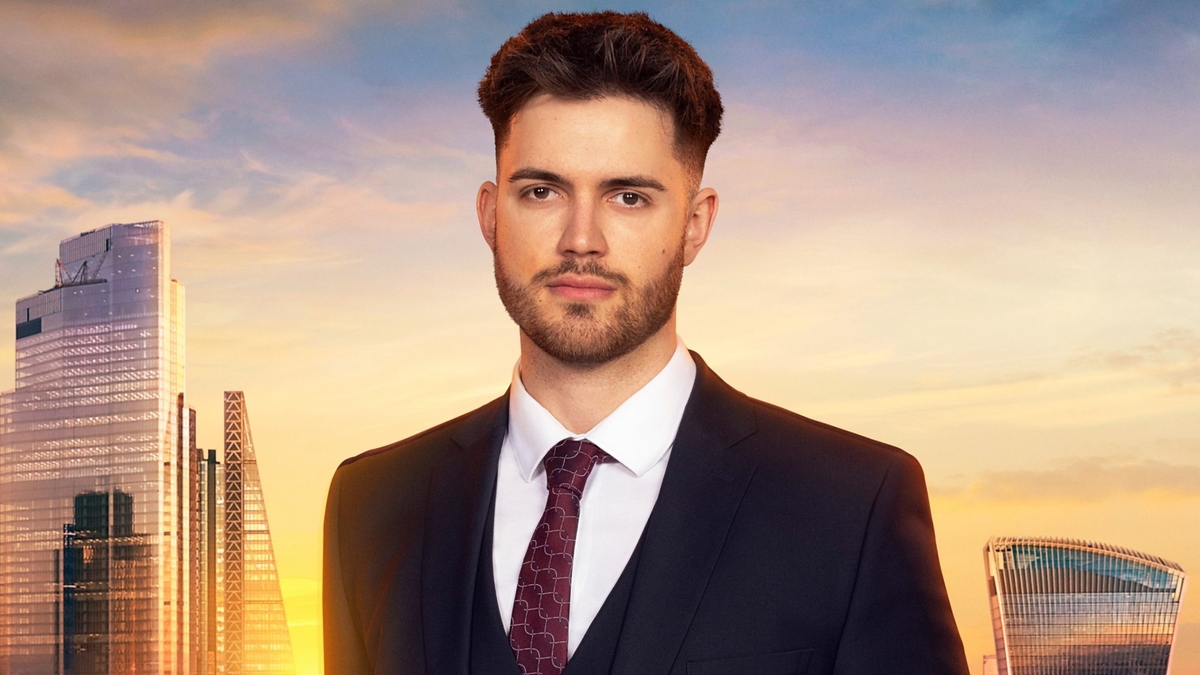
[500,94,683,179]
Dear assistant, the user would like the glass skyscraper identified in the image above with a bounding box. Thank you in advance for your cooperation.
[0,221,190,674]
[985,536,1187,675]
[0,221,294,674]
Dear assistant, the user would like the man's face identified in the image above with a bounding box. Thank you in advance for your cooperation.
[477,94,716,366]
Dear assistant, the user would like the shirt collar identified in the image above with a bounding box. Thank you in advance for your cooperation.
[507,336,697,482]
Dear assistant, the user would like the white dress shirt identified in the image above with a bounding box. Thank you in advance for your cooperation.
[493,337,697,656]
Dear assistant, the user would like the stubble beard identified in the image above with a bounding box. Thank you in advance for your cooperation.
[493,245,685,367]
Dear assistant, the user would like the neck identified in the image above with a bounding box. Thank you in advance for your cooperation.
[518,319,679,434]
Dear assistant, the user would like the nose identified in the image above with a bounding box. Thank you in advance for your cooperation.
[557,199,607,258]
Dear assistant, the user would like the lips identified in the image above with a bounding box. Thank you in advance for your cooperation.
[547,275,617,300]
[549,275,616,290]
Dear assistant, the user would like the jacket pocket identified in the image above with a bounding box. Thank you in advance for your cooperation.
[686,648,813,675]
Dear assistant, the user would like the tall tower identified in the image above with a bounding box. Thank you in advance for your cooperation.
[198,448,225,675]
[984,536,1187,675]
[0,222,194,674]
[223,391,295,674]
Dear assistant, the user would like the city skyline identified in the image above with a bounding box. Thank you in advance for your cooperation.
[0,222,294,673]
[1,3,1197,674]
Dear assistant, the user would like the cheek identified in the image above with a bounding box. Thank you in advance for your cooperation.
[637,227,685,264]
[495,215,550,271]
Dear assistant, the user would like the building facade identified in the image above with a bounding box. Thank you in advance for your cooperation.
[984,536,1187,675]
[0,222,294,674]
[222,391,295,675]
[199,448,225,675]
[0,222,190,674]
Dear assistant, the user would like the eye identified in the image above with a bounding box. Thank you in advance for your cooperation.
[614,191,645,207]
[524,186,559,201]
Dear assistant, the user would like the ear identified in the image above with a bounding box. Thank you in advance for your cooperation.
[682,187,718,266]
[477,180,499,251]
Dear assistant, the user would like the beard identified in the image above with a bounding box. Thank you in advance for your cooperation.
[493,245,684,366]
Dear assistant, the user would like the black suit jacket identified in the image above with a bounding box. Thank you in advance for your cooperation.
[324,353,969,674]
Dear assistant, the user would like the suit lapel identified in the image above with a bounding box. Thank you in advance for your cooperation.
[416,355,756,674]
[421,395,508,675]
[611,354,759,675]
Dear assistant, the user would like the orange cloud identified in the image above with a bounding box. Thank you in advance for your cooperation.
[934,458,1200,503]
[1071,328,1200,392]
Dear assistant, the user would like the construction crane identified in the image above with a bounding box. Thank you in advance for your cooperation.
[54,248,108,287]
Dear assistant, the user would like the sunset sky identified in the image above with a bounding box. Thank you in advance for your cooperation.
[2,1,1198,673]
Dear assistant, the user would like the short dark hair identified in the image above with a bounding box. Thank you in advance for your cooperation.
[478,11,723,175]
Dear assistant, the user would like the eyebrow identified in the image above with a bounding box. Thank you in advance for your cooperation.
[600,175,666,192]
[507,167,667,192]
[508,168,567,185]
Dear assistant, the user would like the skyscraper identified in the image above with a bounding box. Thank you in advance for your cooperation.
[0,221,190,674]
[0,221,295,674]
[984,536,1187,675]
[198,448,225,675]
[222,390,295,674]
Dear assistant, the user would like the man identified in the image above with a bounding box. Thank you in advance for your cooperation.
[324,11,969,675]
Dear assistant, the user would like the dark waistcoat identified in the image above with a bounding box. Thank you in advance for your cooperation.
[470,492,646,675]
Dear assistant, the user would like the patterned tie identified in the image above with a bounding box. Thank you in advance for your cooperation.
[509,438,609,675]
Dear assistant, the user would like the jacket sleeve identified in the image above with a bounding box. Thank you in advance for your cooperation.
[832,453,969,674]
[323,465,372,675]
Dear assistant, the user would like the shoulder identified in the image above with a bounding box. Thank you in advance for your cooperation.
[329,394,506,508]
[692,353,916,470]
[340,394,504,467]
[744,392,924,509]
[689,354,922,504]
[745,393,916,473]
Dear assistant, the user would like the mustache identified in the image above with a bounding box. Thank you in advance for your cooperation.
[532,259,629,287]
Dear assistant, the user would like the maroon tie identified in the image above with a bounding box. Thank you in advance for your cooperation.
[509,438,608,675]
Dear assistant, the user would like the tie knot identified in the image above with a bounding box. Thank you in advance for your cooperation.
[543,438,608,498]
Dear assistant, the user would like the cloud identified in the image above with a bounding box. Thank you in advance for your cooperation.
[1067,0,1200,61]
[0,1,325,130]
[0,1,328,230]
[1073,329,1200,393]
[0,0,495,247]
[0,0,330,56]
[936,457,1200,502]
